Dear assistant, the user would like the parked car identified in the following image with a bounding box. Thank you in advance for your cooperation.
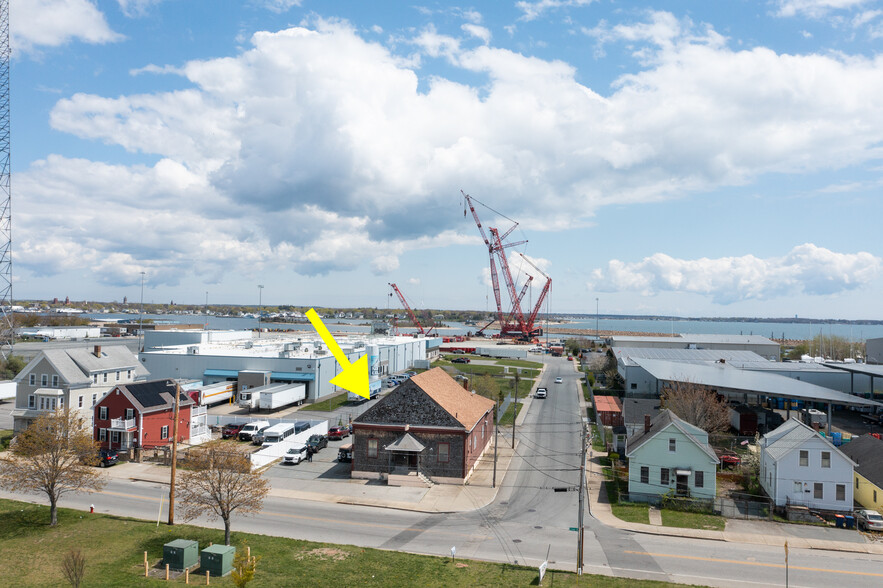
[238,420,270,441]
[307,434,328,452]
[98,448,118,468]
[856,509,883,531]
[717,450,742,468]
[328,426,349,440]
[282,444,309,465]
[387,380,398,388]
[554,377,563,384]
[221,423,244,439]
[535,387,547,399]
[405,371,417,377]
[251,425,272,446]
[451,357,471,364]
[338,443,353,462]
[567,356,574,361]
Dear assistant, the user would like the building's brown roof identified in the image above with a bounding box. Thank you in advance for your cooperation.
[411,368,495,430]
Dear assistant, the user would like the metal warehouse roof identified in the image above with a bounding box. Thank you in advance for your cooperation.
[610,334,778,345]
[615,347,767,366]
[823,363,883,378]
[632,357,881,407]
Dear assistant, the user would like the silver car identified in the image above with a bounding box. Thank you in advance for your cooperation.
[855,509,883,531]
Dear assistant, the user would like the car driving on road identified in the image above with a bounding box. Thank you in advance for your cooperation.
[535,388,547,399]
[555,377,563,384]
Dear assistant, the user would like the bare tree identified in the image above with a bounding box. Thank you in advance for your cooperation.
[61,549,86,588]
[177,443,270,545]
[0,410,105,525]
[661,380,730,433]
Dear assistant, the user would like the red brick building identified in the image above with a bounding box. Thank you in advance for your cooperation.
[93,379,196,451]
[352,368,495,485]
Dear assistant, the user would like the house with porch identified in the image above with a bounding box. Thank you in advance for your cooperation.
[625,409,719,503]
[837,434,883,513]
[351,367,495,485]
[93,379,207,452]
[11,345,149,433]
[758,418,855,512]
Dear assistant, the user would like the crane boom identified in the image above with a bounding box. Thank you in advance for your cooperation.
[389,283,434,336]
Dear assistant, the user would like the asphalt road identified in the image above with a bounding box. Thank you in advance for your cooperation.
[4,355,883,586]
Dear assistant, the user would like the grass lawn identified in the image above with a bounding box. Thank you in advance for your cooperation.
[498,377,535,397]
[494,359,544,369]
[611,503,651,524]
[497,402,524,426]
[0,428,13,450]
[502,367,540,379]
[0,499,689,588]
[450,364,506,377]
[308,393,351,412]
[660,510,726,531]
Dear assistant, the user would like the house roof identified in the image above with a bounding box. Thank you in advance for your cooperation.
[626,409,719,463]
[384,432,426,453]
[839,435,883,489]
[410,368,496,429]
[110,379,194,414]
[761,418,856,466]
[632,357,881,407]
[14,346,149,386]
[622,398,662,425]
[594,395,622,414]
[41,350,92,385]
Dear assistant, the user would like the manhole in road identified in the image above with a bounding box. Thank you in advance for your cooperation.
[500,501,508,505]
[528,509,536,512]
[534,526,543,529]
[512,539,522,543]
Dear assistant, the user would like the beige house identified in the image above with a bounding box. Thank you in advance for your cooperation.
[12,345,149,432]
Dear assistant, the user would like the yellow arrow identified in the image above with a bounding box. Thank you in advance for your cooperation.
[306,308,369,399]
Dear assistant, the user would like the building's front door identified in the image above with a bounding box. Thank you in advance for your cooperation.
[676,474,689,496]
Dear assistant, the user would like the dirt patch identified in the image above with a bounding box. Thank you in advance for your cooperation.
[294,548,350,561]
[455,562,469,568]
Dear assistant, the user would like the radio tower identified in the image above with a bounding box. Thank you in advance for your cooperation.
[0,0,12,360]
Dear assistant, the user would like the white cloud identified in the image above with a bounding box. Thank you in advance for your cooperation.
[261,0,302,14]
[12,0,124,53]
[589,244,881,304]
[462,24,492,44]
[25,15,883,287]
[516,0,597,23]
[775,0,872,18]
[117,0,162,18]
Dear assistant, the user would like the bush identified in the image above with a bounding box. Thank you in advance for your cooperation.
[608,452,619,463]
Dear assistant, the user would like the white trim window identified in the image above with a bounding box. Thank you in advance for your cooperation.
[125,408,134,420]
[111,431,120,444]
[51,375,59,387]
[78,396,84,408]
[41,374,48,386]
[99,428,107,441]
[799,450,809,467]
[116,371,120,381]
[669,438,676,452]
[28,395,35,408]
[99,406,108,421]
[821,451,831,468]
[161,426,169,440]
[103,373,108,383]
[29,373,35,385]
[93,374,98,384]
[836,484,846,501]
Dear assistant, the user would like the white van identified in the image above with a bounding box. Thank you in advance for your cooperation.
[238,420,270,441]
[261,423,296,447]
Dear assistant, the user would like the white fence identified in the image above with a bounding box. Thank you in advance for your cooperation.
[249,420,329,469]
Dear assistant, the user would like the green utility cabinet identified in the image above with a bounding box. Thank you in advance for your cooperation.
[163,539,199,571]
[201,544,236,577]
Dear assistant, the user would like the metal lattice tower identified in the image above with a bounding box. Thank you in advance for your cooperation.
[0,0,12,360]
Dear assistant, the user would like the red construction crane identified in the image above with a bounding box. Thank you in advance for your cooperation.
[389,283,434,336]
[517,252,552,337]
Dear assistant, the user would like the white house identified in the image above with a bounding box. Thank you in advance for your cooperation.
[625,409,719,503]
[759,418,855,512]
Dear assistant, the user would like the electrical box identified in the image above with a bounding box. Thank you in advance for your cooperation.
[163,539,199,571]
[201,544,236,577]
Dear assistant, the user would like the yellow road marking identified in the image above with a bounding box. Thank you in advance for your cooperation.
[624,550,883,578]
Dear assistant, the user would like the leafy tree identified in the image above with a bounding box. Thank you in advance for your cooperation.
[472,374,501,404]
[661,381,730,433]
[0,355,26,380]
[0,410,105,525]
[177,443,270,545]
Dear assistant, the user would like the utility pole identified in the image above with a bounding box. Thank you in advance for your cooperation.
[167,382,181,525]
[577,420,587,575]
[138,271,145,352]
[492,403,498,488]
[511,369,519,449]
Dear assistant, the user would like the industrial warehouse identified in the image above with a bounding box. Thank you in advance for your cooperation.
[138,329,440,403]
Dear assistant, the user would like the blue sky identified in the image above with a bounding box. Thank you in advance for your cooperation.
[10,0,883,319]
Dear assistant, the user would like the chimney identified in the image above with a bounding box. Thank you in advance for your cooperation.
[644,414,651,433]
[93,345,102,358]
[462,379,468,391]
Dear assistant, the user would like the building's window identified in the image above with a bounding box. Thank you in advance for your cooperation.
[28,395,34,408]
[41,374,48,386]
[127,370,132,379]
[661,468,670,485]
[161,426,169,440]
[93,374,98,384]
[799,450,809,467]
[875,490,878,503]
[92,394,97,405]
[695,471,704,488]
[640,466,649,484]
[51,375,59,387]
[29,374,35,385]
[78,396,83,408]
[856,478,860,489]
[836,484,846,501]
[58,397,63,409]
[103,373,108,383]
[821,451,831,468]
[99,406,108,421]
[39,397,44,410]
[669,438,676,452]
[814,483,823,500]
[367,438,378,458]
[116,371,120,381]
[438,443,450,463]
[99,428,106,441]
[125,408,134,420]
[794,481,802,493]
[111,431,120,444]
[630,383,637,390]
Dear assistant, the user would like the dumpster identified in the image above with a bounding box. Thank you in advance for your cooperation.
[201,544,235,577]
[845,516,856,530]
[834,515,845,529]
[163,539,199,571]
[832,432,842,446]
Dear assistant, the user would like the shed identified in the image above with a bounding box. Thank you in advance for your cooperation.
[594,395,623,427]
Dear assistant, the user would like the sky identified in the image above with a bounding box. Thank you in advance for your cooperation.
[9,0,883,319]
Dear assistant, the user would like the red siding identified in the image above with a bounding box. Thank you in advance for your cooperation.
[463,410,494,477]
[93,386,191,449]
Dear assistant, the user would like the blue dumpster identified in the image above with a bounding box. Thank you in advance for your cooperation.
[832,432,842,446]
[845,516,855,530]
[834,515,845,528]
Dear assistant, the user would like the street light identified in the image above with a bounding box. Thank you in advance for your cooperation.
[258,285,264,338]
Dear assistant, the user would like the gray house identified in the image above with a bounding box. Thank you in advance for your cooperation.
[11,345,149,432]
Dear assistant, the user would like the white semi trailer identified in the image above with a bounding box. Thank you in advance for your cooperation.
[259,383,306,410]
[348,344,382,402]
[188,381,236,406]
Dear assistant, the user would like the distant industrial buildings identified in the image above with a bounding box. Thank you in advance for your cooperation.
[608,334,781,361]
[139,330,441,402]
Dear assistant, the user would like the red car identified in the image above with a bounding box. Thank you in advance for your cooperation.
[221,423,244,439]
[327,426,350,440]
